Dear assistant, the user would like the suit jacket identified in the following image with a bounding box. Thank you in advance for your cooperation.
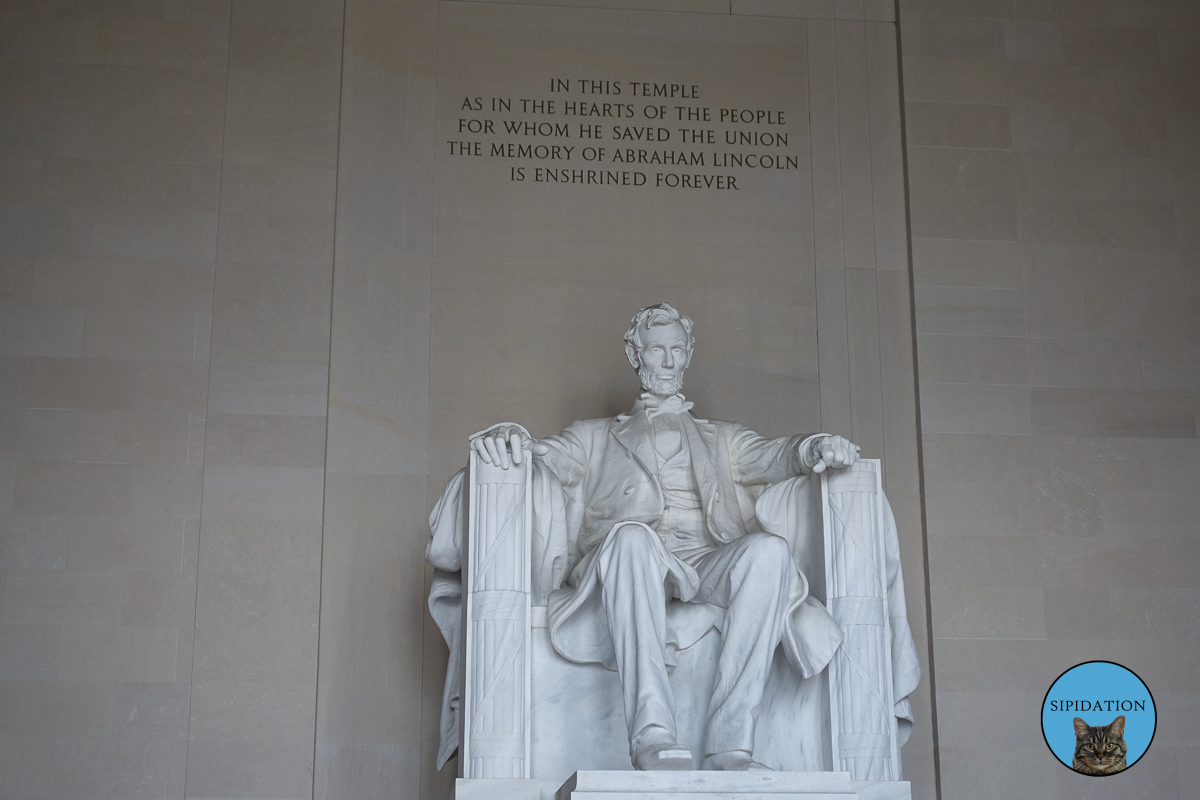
[528,402,837,675]
[536,406,815,581]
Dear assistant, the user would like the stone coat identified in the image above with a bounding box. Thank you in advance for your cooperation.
[539,409,808,564]
[531,410,842,675]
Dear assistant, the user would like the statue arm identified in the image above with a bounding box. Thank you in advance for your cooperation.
[728,426,860,484]
[469,421,592,490]
[726,425,819,485]
[535,421,591,489]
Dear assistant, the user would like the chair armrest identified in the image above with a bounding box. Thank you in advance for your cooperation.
[822,459,900,781]
[460,431,534,779]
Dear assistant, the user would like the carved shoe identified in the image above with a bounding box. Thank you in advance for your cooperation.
[633,741,694,771]
[703,751,773,771]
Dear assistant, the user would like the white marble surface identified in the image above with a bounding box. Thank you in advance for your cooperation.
[429,305,920,789]
[557,770,858,798]
[530,625,632,783]
[467,305,854,771]
[530,624,835,799]
[461,449,533,778]
[554,771,912,800]
[822,461,899,780]
[455,778,539,800]
[852,780,913,800]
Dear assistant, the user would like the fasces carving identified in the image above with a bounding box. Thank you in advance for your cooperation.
[823,461,900,781]
[461,435,534,779]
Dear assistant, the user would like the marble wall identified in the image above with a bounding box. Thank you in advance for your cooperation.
[898,0,1200,798]
[0,1,342,797]
[314,0,437,796]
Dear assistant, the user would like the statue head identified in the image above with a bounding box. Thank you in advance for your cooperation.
[624,303,695,397]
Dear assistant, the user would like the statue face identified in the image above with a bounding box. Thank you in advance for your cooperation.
[635,320,691,396]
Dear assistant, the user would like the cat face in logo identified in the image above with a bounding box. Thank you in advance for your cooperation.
[1072,715,1127,776]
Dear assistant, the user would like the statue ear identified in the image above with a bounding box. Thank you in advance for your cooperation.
[625,341,640,370]
[1108,715,1125,737]
[1073,718,1091,739]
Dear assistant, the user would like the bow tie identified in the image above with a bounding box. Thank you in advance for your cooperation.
[635,392,694,419]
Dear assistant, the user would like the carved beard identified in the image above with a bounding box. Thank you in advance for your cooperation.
[637,362,684,397]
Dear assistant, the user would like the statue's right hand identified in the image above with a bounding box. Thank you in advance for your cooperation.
[471,425,548,469]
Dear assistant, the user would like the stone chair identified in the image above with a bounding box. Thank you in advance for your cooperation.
[430,427,916,800]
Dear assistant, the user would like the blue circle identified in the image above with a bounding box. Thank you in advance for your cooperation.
[1041,661,1156,774]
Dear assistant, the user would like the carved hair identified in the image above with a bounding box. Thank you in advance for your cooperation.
[624,303,695,369]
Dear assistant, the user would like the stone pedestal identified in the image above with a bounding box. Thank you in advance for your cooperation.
[555,771,911,800]
[454,772,912,800]
[455,778,540,800]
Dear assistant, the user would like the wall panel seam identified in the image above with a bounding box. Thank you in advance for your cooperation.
[893,1,943,797]
[310,0,352,795]
[184,1,237,794]
[420,4,446,795]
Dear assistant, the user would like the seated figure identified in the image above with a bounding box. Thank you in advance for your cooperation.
[427,303,919,779]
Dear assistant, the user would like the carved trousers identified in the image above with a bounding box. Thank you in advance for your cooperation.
[594,521,797,757]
